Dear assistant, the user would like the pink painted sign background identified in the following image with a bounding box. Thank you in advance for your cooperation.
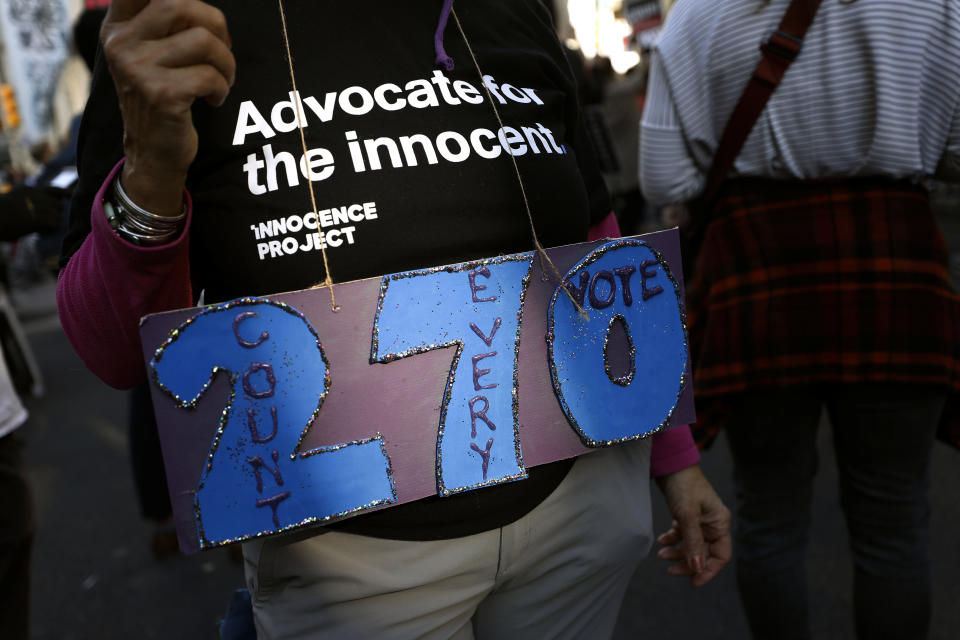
[140,229,695,553]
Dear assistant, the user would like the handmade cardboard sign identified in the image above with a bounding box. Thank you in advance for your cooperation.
[140,229,695,554]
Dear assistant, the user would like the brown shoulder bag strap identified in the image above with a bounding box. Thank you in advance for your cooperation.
[700,0,824,205]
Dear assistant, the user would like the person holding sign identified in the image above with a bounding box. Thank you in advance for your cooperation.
[57,0,730,637]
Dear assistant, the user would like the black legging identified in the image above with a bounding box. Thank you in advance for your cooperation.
[128,380,172,521]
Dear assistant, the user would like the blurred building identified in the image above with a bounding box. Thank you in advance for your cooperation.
[0,0,88,174]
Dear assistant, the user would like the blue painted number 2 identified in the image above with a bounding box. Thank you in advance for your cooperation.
[151,299,396,548]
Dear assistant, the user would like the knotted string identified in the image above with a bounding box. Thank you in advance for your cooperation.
[277,0,339,311]
[449,8,589,320]
[434,0,456,70]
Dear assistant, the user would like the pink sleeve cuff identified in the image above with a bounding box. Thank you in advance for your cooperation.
[649,425,700,477]
[56,159,194,389]
[587,211,620,241]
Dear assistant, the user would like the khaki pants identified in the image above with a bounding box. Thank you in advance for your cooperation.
[244,439,653,639]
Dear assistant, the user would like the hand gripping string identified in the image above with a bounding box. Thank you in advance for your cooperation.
[449,9,589,321]
[277,0,339,311]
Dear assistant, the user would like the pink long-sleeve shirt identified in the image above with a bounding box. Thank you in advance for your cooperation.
[56,160,699,476]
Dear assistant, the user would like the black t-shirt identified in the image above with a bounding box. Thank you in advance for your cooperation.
[63,0,611,540]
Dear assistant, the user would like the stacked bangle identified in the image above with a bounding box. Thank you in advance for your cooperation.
[104,176,186,246]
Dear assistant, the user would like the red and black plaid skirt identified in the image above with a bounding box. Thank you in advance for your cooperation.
[686,177,960,448]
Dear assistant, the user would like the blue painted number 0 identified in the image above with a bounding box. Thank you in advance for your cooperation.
[548,240,688,446]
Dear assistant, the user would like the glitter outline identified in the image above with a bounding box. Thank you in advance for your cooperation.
[603,313,637,387]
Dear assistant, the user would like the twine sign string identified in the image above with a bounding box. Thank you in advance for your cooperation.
[450,8,588,321]
[276,0,339,311]
[275,1,588,319]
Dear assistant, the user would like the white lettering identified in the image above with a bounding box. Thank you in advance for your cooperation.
[302,93,337,122]
[263,144,299,191]
[326,229,343,247]
[344,130,366,172]
[347,204,364,222]
[405,79,440,108]
[339,86,375,116]
[470,128,501,159]
[243,153,267,195]
[399,134,439,166]
[286,215,303,233]
[498,127,527,156]
[453,80,483,105]
[431,70,461,105]
[270,91,307,134]
[521,126,549,154]
[299,147,335,182]
[481,75,506,104]
[523,87,544,105]
[373,83,406,111]
[537,122,565,153]
[436,131,471,163]
[364,137,403,171]
[233,101,276,145]
[501,84,531,103]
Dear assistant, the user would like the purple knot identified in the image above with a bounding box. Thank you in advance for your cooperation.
[434,0,455,71]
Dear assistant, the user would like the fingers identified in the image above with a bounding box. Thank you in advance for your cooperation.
[152,26,236,88]
[106,0,230,47]
[105,0,150,23]
[690,556,726,588]
[656,520,681,546]
[676,509,706,573]
[101,0,234,209]
[173,64,233,107]
[101,0,234,114]
[658,539,730,587]
[656,494,733,588]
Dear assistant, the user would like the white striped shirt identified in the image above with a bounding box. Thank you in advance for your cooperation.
[639,0,960,205]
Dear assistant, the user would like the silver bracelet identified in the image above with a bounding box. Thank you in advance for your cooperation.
[106,175,186,246]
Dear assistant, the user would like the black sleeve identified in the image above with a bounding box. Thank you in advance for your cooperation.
[570,105,613,225]
[59,47,125,268]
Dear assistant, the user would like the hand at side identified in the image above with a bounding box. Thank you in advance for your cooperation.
[654,463,732,588]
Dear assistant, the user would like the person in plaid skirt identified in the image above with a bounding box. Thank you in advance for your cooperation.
[640,0,960,638]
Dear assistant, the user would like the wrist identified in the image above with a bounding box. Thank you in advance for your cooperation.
[120,159,188,217]
[105,166,187,247]
[655,463,703,492]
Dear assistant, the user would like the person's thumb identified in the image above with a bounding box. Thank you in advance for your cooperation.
[677,506,706,574]
[106,0,150,23]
